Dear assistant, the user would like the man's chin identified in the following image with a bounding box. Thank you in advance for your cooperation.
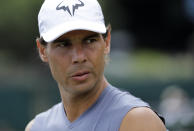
[66,80,97,95]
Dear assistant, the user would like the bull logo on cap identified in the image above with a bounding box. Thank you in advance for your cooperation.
[56,0,84,16]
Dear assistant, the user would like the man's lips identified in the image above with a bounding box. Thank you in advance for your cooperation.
[71,70,90,81]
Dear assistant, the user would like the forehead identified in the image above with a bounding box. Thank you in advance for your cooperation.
[56,30,100,41]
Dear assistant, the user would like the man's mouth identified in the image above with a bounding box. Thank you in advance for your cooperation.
[71,71,90,81]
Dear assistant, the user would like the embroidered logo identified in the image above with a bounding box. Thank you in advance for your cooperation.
[56,0,84,16]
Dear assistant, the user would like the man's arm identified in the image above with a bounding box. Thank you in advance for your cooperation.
[119,107,166,131]
[25,119,34,131]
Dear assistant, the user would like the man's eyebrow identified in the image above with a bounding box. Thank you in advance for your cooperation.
[53,38,70,43]
[83,33,100,40]
[52,33,100,43]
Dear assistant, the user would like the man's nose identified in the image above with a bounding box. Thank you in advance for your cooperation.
[72,44,87,64]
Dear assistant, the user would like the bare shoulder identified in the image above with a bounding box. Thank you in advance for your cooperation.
[119,107,166,131]
[25,119,34,131]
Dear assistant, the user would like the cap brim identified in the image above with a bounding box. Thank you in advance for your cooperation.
[42,21,106,43]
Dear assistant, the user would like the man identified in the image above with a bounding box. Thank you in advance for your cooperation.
[25,0,166,130]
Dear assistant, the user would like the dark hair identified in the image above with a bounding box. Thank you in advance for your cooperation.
[37,37,47,46]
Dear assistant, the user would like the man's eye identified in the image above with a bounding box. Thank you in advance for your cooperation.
[56,42,71,47]
[85,38,97,44]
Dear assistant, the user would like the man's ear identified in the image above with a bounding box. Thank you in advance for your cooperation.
[36,39,48,62]
[104,25,111,54]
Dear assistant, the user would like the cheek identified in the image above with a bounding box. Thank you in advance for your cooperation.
[47,52,69,83]
[88,45,106,73]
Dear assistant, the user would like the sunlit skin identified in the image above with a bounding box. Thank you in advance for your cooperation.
[37,30,111,122]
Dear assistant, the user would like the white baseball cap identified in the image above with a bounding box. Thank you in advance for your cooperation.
[38,0,106,43]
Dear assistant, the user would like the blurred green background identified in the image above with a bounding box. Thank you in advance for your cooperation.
[0,0,194,130]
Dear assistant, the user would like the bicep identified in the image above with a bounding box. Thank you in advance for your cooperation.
[25,119,34,131]
[119,107,166,131]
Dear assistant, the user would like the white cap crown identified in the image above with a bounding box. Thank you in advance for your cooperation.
[38,0,106,42]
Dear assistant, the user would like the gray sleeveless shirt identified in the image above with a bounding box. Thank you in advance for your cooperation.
[31,85,149,131]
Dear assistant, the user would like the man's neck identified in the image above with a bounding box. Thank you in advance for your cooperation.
[60,78,108,122]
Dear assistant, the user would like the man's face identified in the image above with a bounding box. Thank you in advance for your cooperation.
[37,30,110,95]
